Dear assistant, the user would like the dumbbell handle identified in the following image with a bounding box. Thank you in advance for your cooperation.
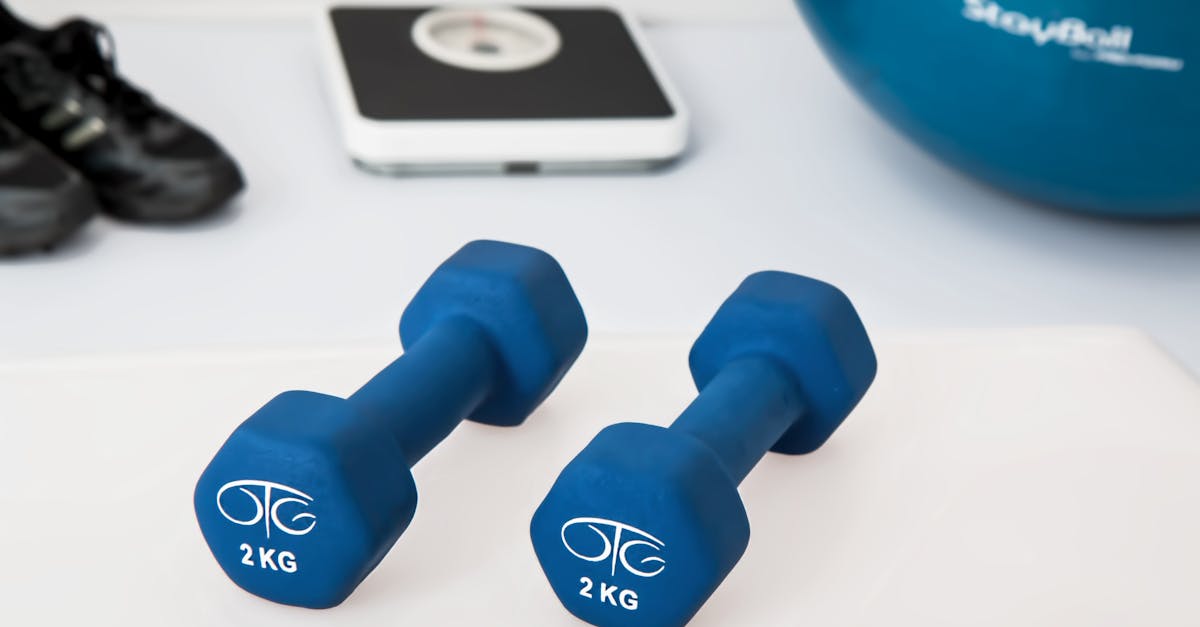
[348,316,501,467]
[671,356,806,485]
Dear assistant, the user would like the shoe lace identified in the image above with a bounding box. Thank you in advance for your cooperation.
[44,19,158,125]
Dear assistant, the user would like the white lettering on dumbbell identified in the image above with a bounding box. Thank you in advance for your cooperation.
[578,577,641,611]
[240,543,253,566]
[217,479,317,538]
[221,481,312,575]
[239,543,299,573]
[960,0,1184,72]
[561,517,665,577]
[259,547,278,570]
[599,582,618,604]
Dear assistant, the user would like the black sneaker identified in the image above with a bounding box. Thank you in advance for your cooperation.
[0,6,244,222]
[0,114,97,256]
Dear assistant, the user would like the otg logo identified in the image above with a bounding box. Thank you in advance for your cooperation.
[217,480,317,538]
[561,517,666,578]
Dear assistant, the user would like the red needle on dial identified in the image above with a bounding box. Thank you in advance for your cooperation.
[471,12,486,50]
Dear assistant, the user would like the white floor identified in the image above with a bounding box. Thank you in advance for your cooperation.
[1,16,1199,374]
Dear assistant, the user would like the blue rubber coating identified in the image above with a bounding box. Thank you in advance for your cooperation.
[796,0,1200,219]
[531,423,750,627]
[671,356,805,485]
[195,240,587,608]
[194,391,418,609]
[400,240,589,426]
[690,271,877,455]
[348,316,500,467]
[531,271,875,627]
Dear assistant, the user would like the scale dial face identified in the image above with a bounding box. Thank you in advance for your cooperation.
[411,7,562,72]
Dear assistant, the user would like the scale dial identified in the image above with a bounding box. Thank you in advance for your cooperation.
[411,7,562,72]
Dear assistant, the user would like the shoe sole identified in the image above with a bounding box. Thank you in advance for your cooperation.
[102,157,246,224]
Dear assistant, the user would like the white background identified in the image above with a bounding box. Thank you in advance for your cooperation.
[0,8,1197,624]
[13,0,796,23]
[1,7,1199,374]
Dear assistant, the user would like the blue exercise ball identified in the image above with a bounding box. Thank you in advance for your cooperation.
[794,0,1200,219]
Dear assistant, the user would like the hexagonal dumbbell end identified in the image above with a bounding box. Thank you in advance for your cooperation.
[531,271,876,627]
[195,240,587,608]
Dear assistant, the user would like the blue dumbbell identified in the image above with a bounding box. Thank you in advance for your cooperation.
[195,240,587,608]
[531,271,876,627]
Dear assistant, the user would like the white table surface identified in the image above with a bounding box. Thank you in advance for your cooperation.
[2,330,1198,625]
[1,16,1199,372]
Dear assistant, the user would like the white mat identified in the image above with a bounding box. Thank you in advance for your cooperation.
[1,328,1197,625]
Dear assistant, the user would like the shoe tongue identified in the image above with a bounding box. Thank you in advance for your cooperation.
[0,39,73,112]
[41,18,159,125]
[42,19,112,73]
